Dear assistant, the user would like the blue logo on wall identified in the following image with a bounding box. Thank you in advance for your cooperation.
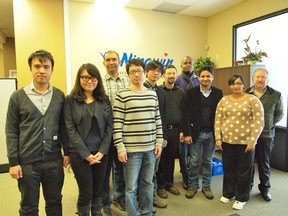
[100,51,174,67]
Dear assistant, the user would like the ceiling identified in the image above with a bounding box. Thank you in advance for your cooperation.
[125,0,245,17]
[0,0,245,42]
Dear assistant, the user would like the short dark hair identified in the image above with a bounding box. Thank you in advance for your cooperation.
[71,63,107,102]
[125,58,145,74]
[28,49,54,69]
[164,65,177,73]
[198,66,213,76]
[145,60,164,75]
[228,74,245,86]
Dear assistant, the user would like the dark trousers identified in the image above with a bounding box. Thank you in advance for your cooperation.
[254,138,274,192]
[179,142,189,185]
[102,142,125,207]
[18,159,64,216]
[102,145,114,207]
[157,128,179,189]
[222,143,254,202]
[70,152,108,207]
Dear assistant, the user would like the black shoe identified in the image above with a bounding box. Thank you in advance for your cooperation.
[261,191,272,201]
[182,181,188,190]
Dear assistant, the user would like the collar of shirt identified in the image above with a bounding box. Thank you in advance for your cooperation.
[249,86,267,95]
[144,81,157,91]
[104,73,121,81]
[200,86,211,97]
[29,80,52,95]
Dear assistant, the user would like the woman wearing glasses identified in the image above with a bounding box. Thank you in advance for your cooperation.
[64,63,113,216]
[214,74,264,210]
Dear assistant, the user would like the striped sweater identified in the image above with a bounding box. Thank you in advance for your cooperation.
[113,88,163,153]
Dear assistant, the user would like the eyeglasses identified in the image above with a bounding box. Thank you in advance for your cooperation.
[129,70,144,75]
[80,76,98,82]
[230,82,243,86]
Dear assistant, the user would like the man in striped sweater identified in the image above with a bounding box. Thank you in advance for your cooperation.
[113,58,163,216]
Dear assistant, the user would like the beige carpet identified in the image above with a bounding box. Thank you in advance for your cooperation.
[1,156,288,216]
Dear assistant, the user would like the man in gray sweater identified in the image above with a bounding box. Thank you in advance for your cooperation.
[5,50,70,216]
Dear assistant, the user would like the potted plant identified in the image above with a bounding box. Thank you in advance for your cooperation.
[194,56,214,73]
[242,35,268,64]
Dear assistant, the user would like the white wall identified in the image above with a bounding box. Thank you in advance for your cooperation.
[67,0,208,92]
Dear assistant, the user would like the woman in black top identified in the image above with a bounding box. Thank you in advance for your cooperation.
[64,63,113,216]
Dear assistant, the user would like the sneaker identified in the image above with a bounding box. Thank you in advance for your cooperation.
[103,206,112,216]
[220,196,234,203]
[185,187,197,199]
[157,188,168,199]
[112,198,126,211]
[220,196,230,203]
[166,186,180,196]
[232,201,246,210]
[153,194,168,208]
[202,187,214,199]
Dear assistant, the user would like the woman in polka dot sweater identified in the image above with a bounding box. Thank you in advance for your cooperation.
[214,74,264,210]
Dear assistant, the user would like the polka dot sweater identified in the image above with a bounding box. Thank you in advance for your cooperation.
[214,94,264,146]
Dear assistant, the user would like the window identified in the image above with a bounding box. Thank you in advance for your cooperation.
[233,8,288,127]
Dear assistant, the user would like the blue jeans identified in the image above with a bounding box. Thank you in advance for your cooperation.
[123,150,155,216]
[102,142,125,207]
[18,159,64,216]
[187,131,215,189]
[153,156,160,194]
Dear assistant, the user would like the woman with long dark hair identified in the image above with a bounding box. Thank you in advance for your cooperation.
[64,63,113,216]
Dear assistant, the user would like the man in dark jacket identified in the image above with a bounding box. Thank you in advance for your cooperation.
[144,60,168,209]
[181,66,223,200]
[246,68,283,201]
[157,65,184,199]
[175,56,200,190]
[5,50,69,216]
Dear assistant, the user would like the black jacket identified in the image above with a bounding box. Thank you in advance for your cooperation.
[64,95,113,159]
[181,86,223,141]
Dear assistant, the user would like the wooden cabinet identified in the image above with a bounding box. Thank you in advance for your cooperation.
[213,64,265,95]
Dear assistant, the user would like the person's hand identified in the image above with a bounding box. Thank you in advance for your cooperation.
[118,151,128,163]
[89,152,104,165]
[245,144,255,153]
[155,146,162,158]
[179,132,184,142]
[163,140,168,148]
[216,139,223,151]
[63,156,70,168]
[9,165,23,180]
[184,136,193,144]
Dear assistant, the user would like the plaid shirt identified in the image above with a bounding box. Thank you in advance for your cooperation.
[103,73,130,107]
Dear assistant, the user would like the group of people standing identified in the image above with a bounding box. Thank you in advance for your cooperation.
[5,49,283,216]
